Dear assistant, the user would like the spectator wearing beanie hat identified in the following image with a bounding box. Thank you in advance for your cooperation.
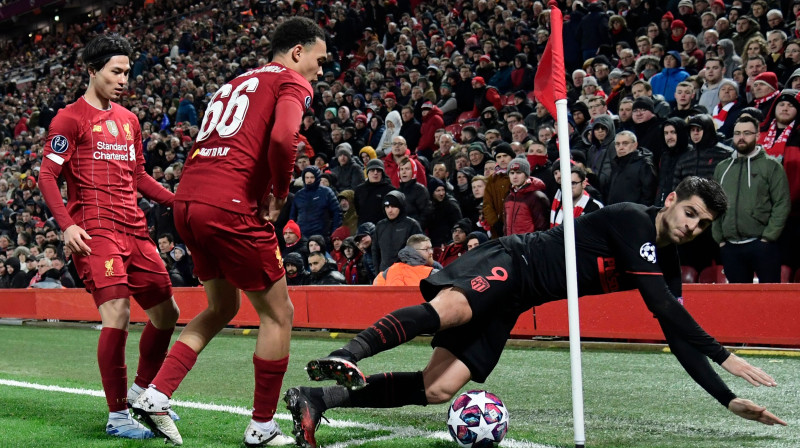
[438,218,472,267]
[752,72,781,116]
[354,158,396,227]
[677,0,703,35]
[668,19,689,53]
[282,220,308,263]
[471,76,503,115]
[330,225,351,271]
[504,157,550,236]
[483,143,514,239]
[373,190,423,271]
[283,252,310,286]
[332,143,365,192]
[466,231,489,250]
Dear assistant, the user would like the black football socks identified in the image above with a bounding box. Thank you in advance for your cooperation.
[330,303,441,362]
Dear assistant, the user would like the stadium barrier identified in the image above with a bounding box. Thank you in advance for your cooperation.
[0,285,797,346]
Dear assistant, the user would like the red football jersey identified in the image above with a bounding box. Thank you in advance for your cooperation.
[176,62,313,214]
[39,97,173,236]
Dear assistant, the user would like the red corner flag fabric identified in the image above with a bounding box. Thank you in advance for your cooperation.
[533,0,567,119]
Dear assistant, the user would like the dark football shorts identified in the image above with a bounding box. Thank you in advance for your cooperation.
[174,200,284,291]
[73,229,172,309]
[420,239,532,382]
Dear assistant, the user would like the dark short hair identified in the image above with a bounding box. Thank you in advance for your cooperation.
[735,114,761,131]
[673,176,728,217]
[308,251,325,260]
[83,33,133,71]
[271,17,326,55]
[158,233,174,243]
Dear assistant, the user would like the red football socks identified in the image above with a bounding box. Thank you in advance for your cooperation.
[252,354,289,422]
[133,321,175,389]
[150,340,197,397]
[98,327,128,412]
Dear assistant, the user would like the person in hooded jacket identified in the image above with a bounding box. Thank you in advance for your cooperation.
[5,257,28,289]
[305,251,346,285]
[366,114,384,148]
[427,176,463,249]
[438,218,471,267]
[510,54,535,92]
[336,190,358,235]
[373,190,423,272]
[340,237,372,285]
[331,143,365,192]
[718,39,743,79]
[284,252,309,286]
[649,51,690,104]
[396,157,432,228]
[354,159,396,226]
[478,106,503,134]
[656,117,693,207]
[471,77,503,114]
[375,111,402,158]
[453,167,480,225]
[503,158,550,235]
[606,130,657,206]
[670,114,733,272]
[417,102,445,159]
[290,166,342,240]
[583,114,617,200]
[674,114,734,187]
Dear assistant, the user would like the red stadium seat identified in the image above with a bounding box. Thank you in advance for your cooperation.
[698,265,728,284]
[457,110,478,123]
[445,123,464,142]
[680,266,698,284]
[527,90,537,102]
[504,94,516,106]
[780,265,793,283]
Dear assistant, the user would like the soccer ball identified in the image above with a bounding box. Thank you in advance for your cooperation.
[446,390,509,447]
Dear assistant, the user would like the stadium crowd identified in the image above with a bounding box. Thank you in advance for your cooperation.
[0,0,798,288]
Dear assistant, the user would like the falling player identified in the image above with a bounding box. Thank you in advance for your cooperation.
[39,33,179,439]
[132,16,327,447]
[286,177,787,448]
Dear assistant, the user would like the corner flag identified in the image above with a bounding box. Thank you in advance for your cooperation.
[532,0,567,119]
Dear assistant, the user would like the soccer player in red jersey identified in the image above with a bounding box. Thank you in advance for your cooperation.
[132,17,326,447]
[38,34,179,439]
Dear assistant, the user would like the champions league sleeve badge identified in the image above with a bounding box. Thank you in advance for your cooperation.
[50,135,69,154]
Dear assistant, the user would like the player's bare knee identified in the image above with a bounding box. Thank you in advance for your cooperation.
[425,385,456,404]
[208,300,240,321]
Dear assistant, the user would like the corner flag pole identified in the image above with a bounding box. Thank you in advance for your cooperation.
[532,1,586,446]
[555,99,586,448]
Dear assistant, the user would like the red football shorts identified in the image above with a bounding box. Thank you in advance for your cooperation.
[173,201,284,291]
[73,229,172,309]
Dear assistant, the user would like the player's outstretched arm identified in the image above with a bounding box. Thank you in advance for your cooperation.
[721,353,778,387]
[63,224,92,256]
[728,398,788,426]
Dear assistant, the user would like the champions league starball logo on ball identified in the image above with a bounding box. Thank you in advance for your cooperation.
[447,390,509,447]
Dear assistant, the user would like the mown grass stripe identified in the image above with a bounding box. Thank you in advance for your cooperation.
[0,378,556,448]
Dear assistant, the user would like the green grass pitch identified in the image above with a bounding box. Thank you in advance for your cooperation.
[0,324,796,447]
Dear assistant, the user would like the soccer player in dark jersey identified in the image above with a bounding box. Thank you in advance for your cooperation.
[286,177,787,448]
[38,34,179,439]
[131,17,326,447]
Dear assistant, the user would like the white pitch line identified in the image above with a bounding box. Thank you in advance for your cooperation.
[0,378,556,448]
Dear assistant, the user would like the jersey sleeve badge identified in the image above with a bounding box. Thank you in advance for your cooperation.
[50,135,69,154]
[639,242,657,263]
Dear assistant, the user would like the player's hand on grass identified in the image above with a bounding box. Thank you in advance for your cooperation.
[721,353,777,387]
[64,224,92,256]
[728,398,787,426]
